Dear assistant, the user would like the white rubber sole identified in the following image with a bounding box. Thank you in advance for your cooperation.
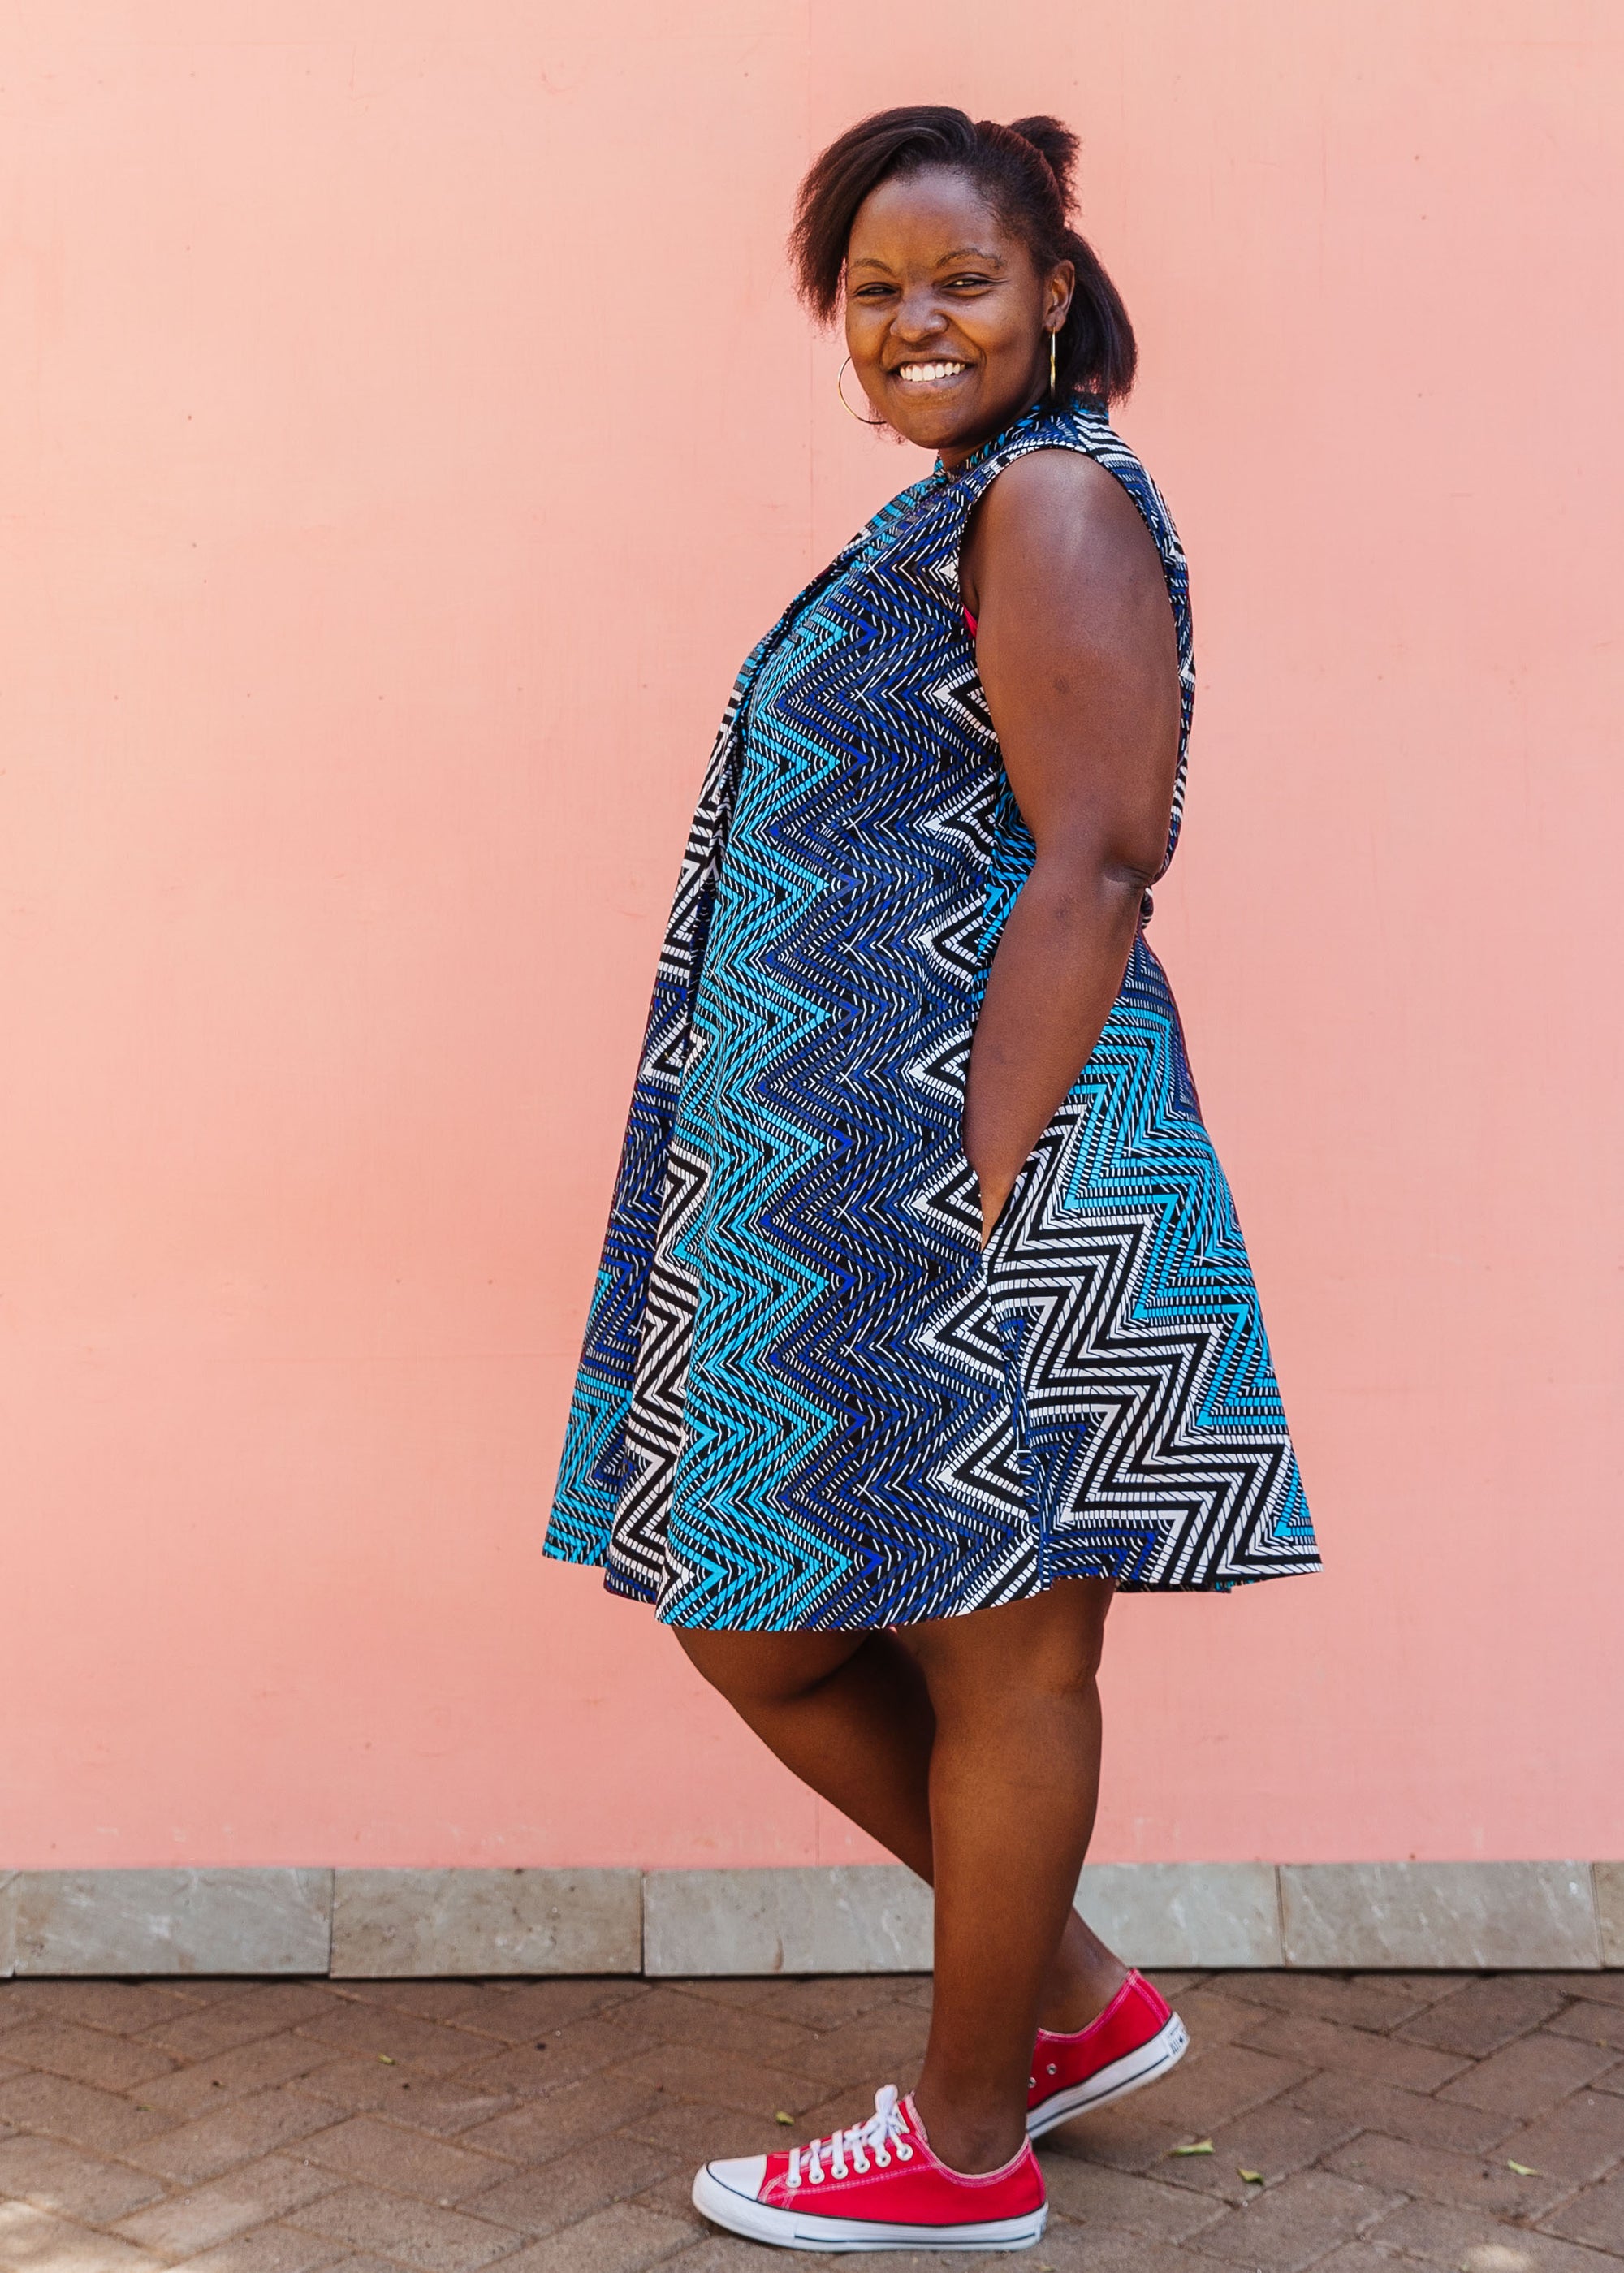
[692,2164,1047,2253]
[1026,2010,1190,2141]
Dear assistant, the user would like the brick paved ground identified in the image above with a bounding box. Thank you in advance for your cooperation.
[1,1970,1622,2272]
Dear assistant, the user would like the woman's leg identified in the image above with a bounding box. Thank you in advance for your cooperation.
[673,1626,939,1881]
[901,1578,1116,2171]
[676,1582,1124,2053]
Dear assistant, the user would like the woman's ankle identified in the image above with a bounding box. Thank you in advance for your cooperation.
[1035,1913,1130,2033]
[909,2077,1027,2176]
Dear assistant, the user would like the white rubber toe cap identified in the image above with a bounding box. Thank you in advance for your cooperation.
[695,2152,767,2206]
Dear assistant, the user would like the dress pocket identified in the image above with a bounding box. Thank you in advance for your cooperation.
[962,1135,1043,1266]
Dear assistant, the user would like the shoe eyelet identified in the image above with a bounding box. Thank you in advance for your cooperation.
[853,2155,869,2174]
[809,2167,824,2184]
[875,2150,890,2167]
[1047,2063,1057,2074]
[896,2142,914,2161]
[786,2173,800,2189]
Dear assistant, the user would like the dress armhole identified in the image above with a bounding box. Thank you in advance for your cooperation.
[953,438,1181,646]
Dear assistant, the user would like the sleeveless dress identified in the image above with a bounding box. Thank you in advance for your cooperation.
[544,395,1320,1630]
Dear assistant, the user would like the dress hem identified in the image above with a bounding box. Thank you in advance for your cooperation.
[541,1533,1324,1628]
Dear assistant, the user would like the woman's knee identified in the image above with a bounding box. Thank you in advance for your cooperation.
[903,1579,1114,1713]
[675,1626,864,1714]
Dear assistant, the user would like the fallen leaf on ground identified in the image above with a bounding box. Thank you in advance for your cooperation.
[377,2054,395,2064]
[1171,2140,1214,2155]
[1239,2168,1265,2184]
[775,2111,793,2124]
[1506,2160,1542,2176]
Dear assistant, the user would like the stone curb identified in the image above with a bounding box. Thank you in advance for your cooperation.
[0,1863,1617,1977]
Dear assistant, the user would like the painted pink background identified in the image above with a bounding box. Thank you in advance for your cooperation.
[3,4,1619,1872]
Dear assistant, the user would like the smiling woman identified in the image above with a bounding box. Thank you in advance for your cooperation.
[796,108,1134,437]
[846,173,1068,444]
[543,103,1320,2253]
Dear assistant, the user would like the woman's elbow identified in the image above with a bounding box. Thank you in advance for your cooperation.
[1030,837,1162,911]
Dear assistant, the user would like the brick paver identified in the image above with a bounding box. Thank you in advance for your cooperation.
[1321,2130,1573,2219]
[0,1971,1618,2271]
[1543,2173,1624,2254]
[1396,1977,1572,2059]
[1440,2033,1622,2119]
[1186,2168,1403,2271]
[1551,2007,1624,2056]
[0,2135,167,2224]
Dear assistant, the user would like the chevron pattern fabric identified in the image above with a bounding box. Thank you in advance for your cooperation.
[546,398,1320,1627]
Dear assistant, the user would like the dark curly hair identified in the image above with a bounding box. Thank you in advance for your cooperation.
[789,106,1135,405]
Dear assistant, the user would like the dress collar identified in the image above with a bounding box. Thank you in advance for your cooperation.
[935,390,1106,482]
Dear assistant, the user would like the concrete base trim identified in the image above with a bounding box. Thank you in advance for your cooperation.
[643,1865,933,1976]
[0,1863,1617,1977]
[1279,1861,1603,1972]
[330,1869,642,1978]
[5,1870,333,1977]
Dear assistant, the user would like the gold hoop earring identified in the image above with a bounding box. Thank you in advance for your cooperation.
[1049,329,1057,396]
[836,356,869,423]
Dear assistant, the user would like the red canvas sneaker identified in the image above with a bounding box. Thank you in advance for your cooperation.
[1027,1968,1190,2139]
[693,2083,1047,2253]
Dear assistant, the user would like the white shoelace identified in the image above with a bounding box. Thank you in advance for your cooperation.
[786,2083,916,2186]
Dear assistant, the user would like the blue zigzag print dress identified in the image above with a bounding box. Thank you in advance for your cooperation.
[545,396,1320,1629]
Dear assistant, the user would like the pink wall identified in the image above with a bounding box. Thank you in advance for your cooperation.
[3,3,1620,1873]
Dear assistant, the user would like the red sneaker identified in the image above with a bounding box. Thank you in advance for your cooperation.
[693,2083,1047,2253]
[1027,1970,1190,2139]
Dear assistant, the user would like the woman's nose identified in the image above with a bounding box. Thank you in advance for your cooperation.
[893,294,948,340]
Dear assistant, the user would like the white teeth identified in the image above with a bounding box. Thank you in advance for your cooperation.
[896,361,967,384]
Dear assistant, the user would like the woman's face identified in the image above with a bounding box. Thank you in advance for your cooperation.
[844,166,1073,465]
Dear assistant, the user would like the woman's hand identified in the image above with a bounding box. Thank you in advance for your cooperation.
[960,447,1181,1245]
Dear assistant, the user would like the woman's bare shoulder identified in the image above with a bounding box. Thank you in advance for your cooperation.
[978,444,1156,556]
[962,442,1165,618]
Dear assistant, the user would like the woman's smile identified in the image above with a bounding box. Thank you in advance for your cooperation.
[892,357,972,388]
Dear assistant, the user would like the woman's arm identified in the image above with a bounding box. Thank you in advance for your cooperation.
[959,449,1182,1243]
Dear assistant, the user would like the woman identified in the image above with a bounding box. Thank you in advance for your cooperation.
[546,106,1320,2253]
